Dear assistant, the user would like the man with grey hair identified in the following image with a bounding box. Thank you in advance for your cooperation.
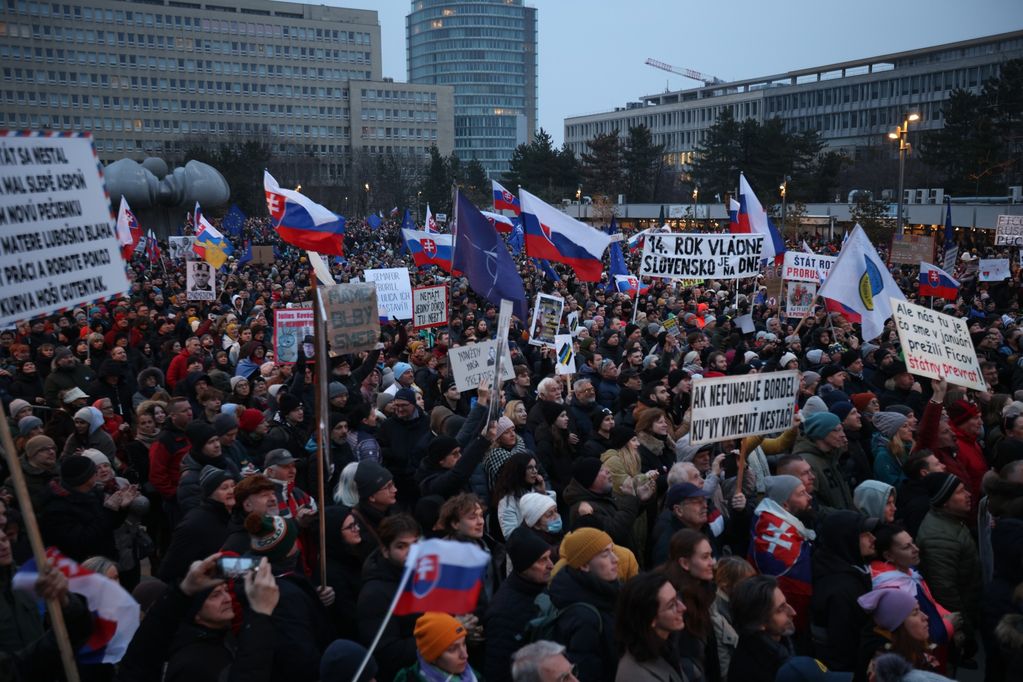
[511,641,578,682]
[527,376,566,435]
[567,377,599,442]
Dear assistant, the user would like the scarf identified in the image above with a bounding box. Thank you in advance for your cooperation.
[416,653,478,682]
[754,498,816,541]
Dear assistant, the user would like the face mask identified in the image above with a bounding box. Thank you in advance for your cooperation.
[546,516,563,534]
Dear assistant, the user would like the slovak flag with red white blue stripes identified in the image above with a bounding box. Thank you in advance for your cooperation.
[614,274,650,295]
[480,210,515,233]
[919,261,960,300]
[394,538,490,615]
[492,179,521,215]
[520,188,615,282]
[738,174,785,260]
[14,548,140,664]
[402,228,453,272]
[264,170,345,256]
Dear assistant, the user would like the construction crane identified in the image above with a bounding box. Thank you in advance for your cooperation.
[645,58,724,86]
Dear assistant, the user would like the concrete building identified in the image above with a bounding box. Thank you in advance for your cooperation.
[349,78,454,157]
[565,31,1023,171]
[407,0,537,177]
[0,0,453,185]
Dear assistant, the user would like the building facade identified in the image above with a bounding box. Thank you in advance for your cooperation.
[565,31,1023,172]
[0,0,453,185]
[406,0,537,177]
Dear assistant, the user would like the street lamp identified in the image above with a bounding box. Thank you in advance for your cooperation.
[691,187,699,228]
[889,113,920,235]
[363,182,370,216]
[416,191,422,223]
[779,177,788,234]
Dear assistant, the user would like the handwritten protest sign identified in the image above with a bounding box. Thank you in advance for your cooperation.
[0,133,130,327]
[889,234,935,266]
[995,214,1023,246]
[979,258,1010,282]
[641,234,763,280]
[412,285,447,329]
[782,252,834,282]
[320,283,379,354]
[365,268,413,320]
[689,371,799,445]
[528,293,564,347]
[891,298,985,392]
[273,308,315,364]
[448,338,514,393]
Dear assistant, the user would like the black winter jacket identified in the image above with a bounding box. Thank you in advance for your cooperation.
[357,548,419,682]
[726,633,794,682]
[483,572,547,682]
[38,480,125,561]
[158,499,232,583]
[548,566,619,682]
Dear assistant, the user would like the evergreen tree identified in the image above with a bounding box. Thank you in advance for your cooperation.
[421,146,451,215]
[623,124,665,203]
[580,130,623,197]
[503,129,579,202]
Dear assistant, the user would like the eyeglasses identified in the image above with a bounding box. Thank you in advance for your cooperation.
[525,465,538,472]
[342,521,360,532]
[556,665,580,682]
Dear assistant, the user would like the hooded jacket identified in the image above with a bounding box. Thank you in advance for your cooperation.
[853,479,894,520]
[563,478,641,551]
[548,566,620,682]
[792,434,854,513]
[322,505,372,640]
[158,498,233,583]
[357,548,419,682]
[42,358,93,407]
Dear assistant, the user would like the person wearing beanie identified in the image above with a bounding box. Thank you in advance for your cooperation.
[856,588,935,672]
[177,421,241,516]
[158,464,237,583]
[819,365,847,392]
[378,377,430,511]
[866,410,912,490]
[61,404,116,463]
[800,371,821,401]
[801,395,828,419]
[17,414,43,439]
[354,459,397,540]
[484,527,554,682]
[563,450,649,555]
[43,342,94,408]
[385,362,415,395]
[942,398,987,507]
[263,391,308,469]
[7,399,33,425]
[915,472,981,648]
[547,527,620,681]
[580,406,616,460]
[320,639,378,682]
[483,412,532,491]
[534,400,576,497]
[8,433,58,507]
[416,430,491,499]
[831,399,872,493]
[793,411,855,513]
[878,361,925,416]
[851,392,880,418]
[396,612,478,680]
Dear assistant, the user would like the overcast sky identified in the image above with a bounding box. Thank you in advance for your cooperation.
[333,0,1022,145]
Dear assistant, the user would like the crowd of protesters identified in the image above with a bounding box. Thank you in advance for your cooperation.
[1,209,1022,682]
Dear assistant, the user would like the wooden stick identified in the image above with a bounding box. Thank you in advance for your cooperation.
[312,277,328,590]
[792,295,821,336]
[735,437,750,500]
[0,408,80,682]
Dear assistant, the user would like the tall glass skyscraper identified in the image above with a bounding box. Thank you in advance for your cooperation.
[407,0,537,177]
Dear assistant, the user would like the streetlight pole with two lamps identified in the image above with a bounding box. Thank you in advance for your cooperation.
[889,113,920,236]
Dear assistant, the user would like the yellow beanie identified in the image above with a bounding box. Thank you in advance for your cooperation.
[414,612,466,662]
[560,528,613,569]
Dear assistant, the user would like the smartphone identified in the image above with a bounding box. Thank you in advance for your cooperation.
[216,556,258,578]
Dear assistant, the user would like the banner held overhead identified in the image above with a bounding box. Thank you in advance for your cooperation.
[689,371,799,445]
[891,298,986,392]
[640,234,764,280]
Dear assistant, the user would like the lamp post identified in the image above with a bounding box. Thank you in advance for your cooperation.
[576,187,582,220]
[691,186,699,228]
[779,177,788,235]
[416,191,422,223]
[889,113,920,236]
[363,182,370,217]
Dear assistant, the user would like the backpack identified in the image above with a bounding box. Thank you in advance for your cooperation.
[521,592,602,645]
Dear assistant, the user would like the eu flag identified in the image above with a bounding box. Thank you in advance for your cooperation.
[222,204,247,238]
[401,209,415,231]
[367,214,382,230]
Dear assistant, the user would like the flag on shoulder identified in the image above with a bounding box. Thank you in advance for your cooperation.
[520,188,614,282]
[192,203,233,269]
[264,170,345,255]
[919,262,959,300]
[394,538,490,615]
[492,179,521,215]
[402,228,453,272]
[816,224,905,341]
[738,174,786,260]
[115,197,142,261]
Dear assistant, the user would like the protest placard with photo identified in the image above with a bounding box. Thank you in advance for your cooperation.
[412,285,447,329]
[640,233,763,280]
[689,371,799,445]
[321,283,379,354]
[448,338,515,393]
[168,236,197,260]
[785,281,817,319]
[891,298,986,392]
[185,260,216,301]
[528,293,564,347]
[273,308,315,364]
[365,267,413,320]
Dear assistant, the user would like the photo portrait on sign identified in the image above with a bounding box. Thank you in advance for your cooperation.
[168,236,198,261]
[528,293,565,347]
[186,261,216,301]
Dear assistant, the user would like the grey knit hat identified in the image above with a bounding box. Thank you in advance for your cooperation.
[873,411,908,439]
[765,475,803,506]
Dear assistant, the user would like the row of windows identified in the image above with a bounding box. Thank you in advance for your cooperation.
[359,126,440,141]
[361,145,435,157]
[3,1,374,45]
[408,35,534,55]
[360,108,439,123]
[359,89,439,104]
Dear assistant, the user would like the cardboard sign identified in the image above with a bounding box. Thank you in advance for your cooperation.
[689,370,799,445]
[448,338,514,393]
[528,293,564,348]
[273,308,314,364]
[412,285,447,329]
[640,234,763,280]
[889,234,935,266]
[891,298,985,392]
[995,214,1023,246]
[185,260,216,301]
[554,334,575,376]
[321,283,379,354]
[979,258,1010,282]
[785,281,817,319]
[0,133,130,326]
[168,236,198,260]
[782,252,834,282]
[486,299,515,428]
[365,267,413,320]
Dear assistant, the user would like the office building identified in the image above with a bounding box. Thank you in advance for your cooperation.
[407,0,537,177]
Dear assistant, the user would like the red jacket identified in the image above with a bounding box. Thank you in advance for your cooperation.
[165,348,193,389]
[148,426,190,499]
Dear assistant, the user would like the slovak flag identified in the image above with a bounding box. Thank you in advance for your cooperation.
[738,174,785,260]
[749,498,815,630]
[480,210,515,233]
[520,188,614,282]
[145,228,161,264]
[919,262,959,300]
[394,538,490,615]
[728,198,742,234]
[264,170,345,256]
[492,179,521,214]
[115,197,142,261]
[14,549,140,663]
[614,275,650,295]
[425,203,438,233]
[402,228,453,272]
[192,203,233,269]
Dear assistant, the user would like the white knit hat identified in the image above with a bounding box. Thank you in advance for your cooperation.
[518,492,556,528]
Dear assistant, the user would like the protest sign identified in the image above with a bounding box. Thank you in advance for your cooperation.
[690,370,799,445]
[785,281,817,319]
[185,261,216,301]
[662,317,681,337]
[365,267,413,320]
[273,308,315,364]
[554,334,575,376]
[412,285,447,329]
[979,258,1010,282]
[995,214,1023,246]
[782,252,834,282]
[735,314,755,335]
[486,299,515,428]
[448,338,514,393]
[168,236,197,260]
[640,234,763,280]
[889,234,935,266]
[528,293,564,347]
[0,133,130,327]
[321,283,379,354]
[891,298,985,392]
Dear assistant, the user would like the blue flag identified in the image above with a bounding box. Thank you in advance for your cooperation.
[222,204,247,238]
[237,239,252,265]
[401,209,415,231]
[453,190,527,321]
[942,196,957,272]
[508,219,524,255]
[367,214,382,230]
[534,258,562,282]
[606,216,629,291]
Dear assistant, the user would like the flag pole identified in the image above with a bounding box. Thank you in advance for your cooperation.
[352,545,418,681]
[631,276,642,324]
[792,295,821,336]
[313,279,329,590]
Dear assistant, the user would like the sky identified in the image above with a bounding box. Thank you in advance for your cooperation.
[331,0,1022,145]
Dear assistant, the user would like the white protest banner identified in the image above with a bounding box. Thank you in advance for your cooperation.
[640,234,763,280]
[995,214,1023,246]
[689,370,799,445]
[735,314,755,335]
[0,133,130,327]
[168,236,197,260]
[485,299,515,428]
[782,251,835,282]
[273,308,315,364]
[448,338,514,393]
[554,334,575,376]
[365,267,413,320]
[528,293,564,347]
[891,298,986,392]
[321,283,379,354]
[979,258,1010,282]
[412,285,447,329]
[185,261,216,301]
[785,281,817,319]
